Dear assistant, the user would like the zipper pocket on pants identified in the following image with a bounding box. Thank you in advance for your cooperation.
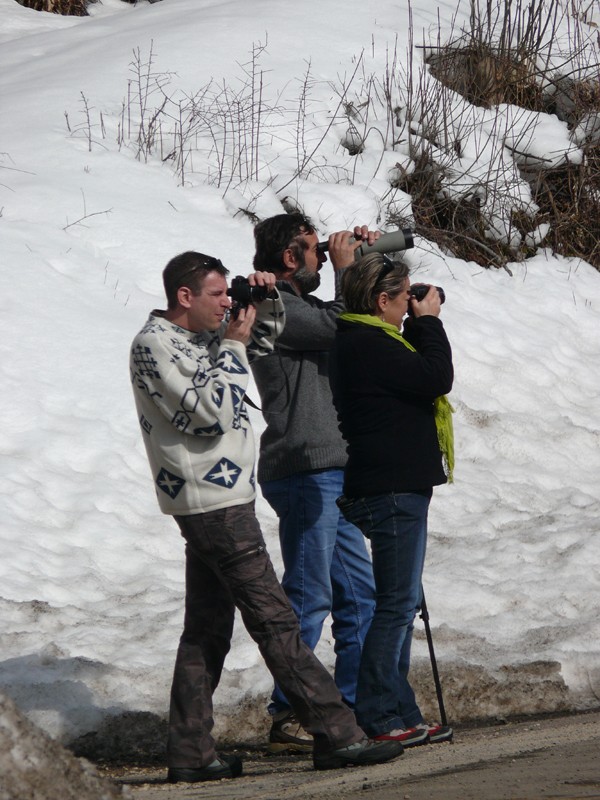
[218,544,265,571]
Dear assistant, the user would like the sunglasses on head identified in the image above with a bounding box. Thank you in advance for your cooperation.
[374,256,395,285]
[178,257,225,285]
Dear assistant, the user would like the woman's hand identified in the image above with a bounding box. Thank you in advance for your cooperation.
[410,285,442,318]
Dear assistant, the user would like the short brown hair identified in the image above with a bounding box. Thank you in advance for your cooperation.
[162,251,229,309]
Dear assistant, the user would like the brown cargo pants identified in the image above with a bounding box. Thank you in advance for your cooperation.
[168,501,363,768]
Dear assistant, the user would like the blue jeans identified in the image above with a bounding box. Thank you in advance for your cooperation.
[261,469,376,713]
[338,491,431,737]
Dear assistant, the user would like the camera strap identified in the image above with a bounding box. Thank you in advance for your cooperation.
[243,393,262,411]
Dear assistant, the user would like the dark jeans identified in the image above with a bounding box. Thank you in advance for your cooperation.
[338,491,431,737]
[168,502,363,768]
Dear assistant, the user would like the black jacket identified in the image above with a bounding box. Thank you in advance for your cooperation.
[330,315,454,497]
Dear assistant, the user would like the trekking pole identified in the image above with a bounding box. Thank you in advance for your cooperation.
[419,590,448,726]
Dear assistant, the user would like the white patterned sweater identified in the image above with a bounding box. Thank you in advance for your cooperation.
[130,294,285,515]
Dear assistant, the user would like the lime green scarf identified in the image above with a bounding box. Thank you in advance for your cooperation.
[339,313,454,483]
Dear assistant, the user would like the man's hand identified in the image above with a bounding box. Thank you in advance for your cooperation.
[247,270,277,295]
[224,304,257,345]
[327,225,381,270]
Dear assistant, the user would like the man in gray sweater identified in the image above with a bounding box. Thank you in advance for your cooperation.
[251,214,378,752]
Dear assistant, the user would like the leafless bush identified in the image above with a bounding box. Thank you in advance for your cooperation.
[112,39,285,190]
[397,0,600,268]
[426,0,600,122]
[331,41,408,162]
[285,0,599,270]
[344,35,547,267]
[65,92,107,153]
[116,43,172,163]
[388,150,533,269]
[528,145,600,266]
[426,0,564,109]
[275,56,366,191]
[15,0,93,15]
[63,3,600,270]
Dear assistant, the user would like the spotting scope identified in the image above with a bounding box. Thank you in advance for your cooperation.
[316,228,414,259]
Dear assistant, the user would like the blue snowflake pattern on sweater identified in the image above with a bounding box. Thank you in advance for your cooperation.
[203,458,241,488]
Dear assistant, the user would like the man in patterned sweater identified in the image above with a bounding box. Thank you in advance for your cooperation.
[129,251,403,784]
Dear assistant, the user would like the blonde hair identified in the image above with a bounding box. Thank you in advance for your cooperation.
[341,253,409,314]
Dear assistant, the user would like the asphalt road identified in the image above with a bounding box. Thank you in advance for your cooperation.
[101,710,600,799]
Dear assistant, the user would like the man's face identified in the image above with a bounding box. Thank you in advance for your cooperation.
[187,271,231,332]
[291,230,327,294]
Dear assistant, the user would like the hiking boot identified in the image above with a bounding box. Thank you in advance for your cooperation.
[415,722,454,744]
[268,710,313,753]
[167,754,243,783]
[314,737,404,770]
[373,726,429,747]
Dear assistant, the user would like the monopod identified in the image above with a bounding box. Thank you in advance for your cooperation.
[420,590,448,726]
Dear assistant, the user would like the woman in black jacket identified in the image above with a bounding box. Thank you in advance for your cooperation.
[330,253,454,747]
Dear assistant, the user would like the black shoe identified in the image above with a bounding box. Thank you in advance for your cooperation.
[314,737,404,770]
[167,754,243,783]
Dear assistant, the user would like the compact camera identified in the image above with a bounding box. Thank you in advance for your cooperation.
[227,276,269,319]
[409,283,446,304]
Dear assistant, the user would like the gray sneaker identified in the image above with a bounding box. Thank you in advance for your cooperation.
[314,737,404,770]
[268,710,313,753]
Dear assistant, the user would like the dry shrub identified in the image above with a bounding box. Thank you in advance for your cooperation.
[528,146,600,267]
[15,0,92,15]
[426,0,560,111]
[420,0,600,270]
[547,75,600,125]
[396,139,600,271]
[428,46,544,110]
[388,151,534,269]
[430,47,600,128]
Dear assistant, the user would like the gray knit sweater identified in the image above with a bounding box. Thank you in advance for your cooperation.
[251,278,348,483]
